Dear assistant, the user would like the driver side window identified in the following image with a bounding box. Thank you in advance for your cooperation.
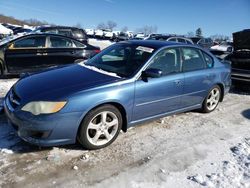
[147,48,181,76]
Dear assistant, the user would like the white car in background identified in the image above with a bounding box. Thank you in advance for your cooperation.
[95,29,104,38]
[134,32,145,39]
[103,29,115,40]
[211,41,234,52]
[0,24,13,37]
[85,29,95,37]
[126,31,134,38]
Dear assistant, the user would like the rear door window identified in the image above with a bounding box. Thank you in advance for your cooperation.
[182,48,206,72]
[49,36,74,48]
[203,52,214,68]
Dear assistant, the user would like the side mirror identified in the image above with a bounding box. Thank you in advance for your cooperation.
[142,68,162,78]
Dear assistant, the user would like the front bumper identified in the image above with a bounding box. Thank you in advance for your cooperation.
[4,96,83,147]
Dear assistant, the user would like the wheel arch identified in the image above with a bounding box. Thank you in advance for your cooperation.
[216,83,225,102]
[76,102,128,141]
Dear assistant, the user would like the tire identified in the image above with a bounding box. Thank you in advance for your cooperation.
[202,85,221,113]
[77,105,122,150]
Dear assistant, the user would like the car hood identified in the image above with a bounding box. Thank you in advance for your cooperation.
[13,64,122,103]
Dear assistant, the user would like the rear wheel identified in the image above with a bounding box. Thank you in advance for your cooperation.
[202,86,221,113]
[77,105,122,150]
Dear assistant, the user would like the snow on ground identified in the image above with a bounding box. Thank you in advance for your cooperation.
[1,77,250,188]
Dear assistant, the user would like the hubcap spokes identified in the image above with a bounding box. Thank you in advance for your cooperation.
[207,88,220,111]
[87,111,119,146]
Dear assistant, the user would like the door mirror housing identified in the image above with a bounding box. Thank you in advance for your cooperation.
[142,68,162,78]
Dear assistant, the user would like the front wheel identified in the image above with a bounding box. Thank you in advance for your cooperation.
[202,86,221,113]
[77,105,122,150]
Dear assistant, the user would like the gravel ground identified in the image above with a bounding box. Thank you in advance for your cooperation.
[0,40,250,188]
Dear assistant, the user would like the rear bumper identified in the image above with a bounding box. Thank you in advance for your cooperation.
[4,97,83,147]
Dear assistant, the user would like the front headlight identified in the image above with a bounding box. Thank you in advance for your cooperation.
[21,101,67,115]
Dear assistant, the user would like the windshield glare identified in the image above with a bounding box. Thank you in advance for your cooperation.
[85,43,155,77]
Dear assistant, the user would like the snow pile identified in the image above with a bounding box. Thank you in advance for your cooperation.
[188,138,250,187]
[88,38,113,50]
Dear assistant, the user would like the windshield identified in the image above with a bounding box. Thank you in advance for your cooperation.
[85,43,155,77]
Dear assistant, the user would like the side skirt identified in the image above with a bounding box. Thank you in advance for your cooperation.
[128,104,202,128]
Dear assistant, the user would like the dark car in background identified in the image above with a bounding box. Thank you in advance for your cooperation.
[0,33,100,76]
[34,26,88,43]
[115,32,130,41]
[190,37,213,49]
[225,29,250,86]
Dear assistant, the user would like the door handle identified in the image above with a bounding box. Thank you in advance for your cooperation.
[71,51,77,54]
[206,74,213,79]
[174,80,181,85]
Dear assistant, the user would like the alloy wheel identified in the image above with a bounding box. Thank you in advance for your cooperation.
[86,111,119,146]
[206,87,220,111]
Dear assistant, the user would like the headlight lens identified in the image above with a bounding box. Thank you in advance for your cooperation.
[21,101,67,115]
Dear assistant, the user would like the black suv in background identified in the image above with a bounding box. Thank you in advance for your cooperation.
[225,29,250,86]
[34,26,88,43]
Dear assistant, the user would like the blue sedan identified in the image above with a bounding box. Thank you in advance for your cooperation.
[4,40,231,149]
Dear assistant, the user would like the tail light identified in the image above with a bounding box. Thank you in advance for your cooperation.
[94,49,101,53]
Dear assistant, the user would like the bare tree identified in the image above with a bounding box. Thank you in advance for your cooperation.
[187,31,195,37]
[73,23,82,28]
[107,21,117,31]
[136,25,158,35]
[121,26,128,32]
[96,22,107,30]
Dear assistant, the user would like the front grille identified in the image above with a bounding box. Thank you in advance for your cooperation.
[8,89,21,109]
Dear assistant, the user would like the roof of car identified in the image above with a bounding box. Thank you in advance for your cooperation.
[37,26,82,30]
[120,40,189,49]
[6,33,86,44]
